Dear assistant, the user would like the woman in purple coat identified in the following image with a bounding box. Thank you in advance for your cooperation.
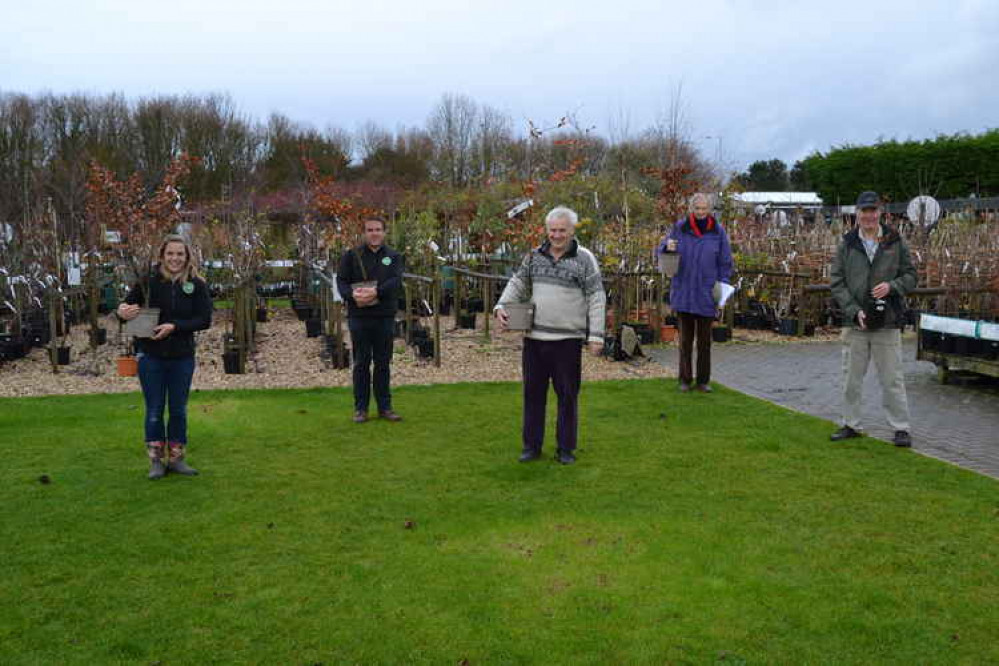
[657,193,734,393]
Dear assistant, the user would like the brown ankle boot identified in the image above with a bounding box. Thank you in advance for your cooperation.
[146,441,167,480]
[167,442,199,476]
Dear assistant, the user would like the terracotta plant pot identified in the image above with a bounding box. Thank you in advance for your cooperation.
[116,355,138,377]
[660,325,677,343]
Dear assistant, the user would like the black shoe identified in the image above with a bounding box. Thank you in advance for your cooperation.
[554,449,576,465]
[379,410,403,422]
[830,425,861,441]
[695,384,712,393]
[353,411,368,424]
[893,430,912,448]
[678,382,691,393]
[518,450,541,463]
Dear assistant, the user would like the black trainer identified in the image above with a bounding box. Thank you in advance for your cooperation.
[830,426,861,441]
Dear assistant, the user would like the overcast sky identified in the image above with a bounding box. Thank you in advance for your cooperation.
[2,0,997,171]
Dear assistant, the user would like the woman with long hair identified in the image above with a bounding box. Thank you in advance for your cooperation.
[117,234,213,479]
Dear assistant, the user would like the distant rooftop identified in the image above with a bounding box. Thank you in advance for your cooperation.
[731,192,823,206]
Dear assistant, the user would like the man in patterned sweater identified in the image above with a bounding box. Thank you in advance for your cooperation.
[495,206,606,464]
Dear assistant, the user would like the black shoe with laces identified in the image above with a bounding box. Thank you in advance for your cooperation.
[830,425,861,442]
[554,449,576,465]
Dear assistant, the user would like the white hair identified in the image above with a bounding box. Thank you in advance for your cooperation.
[689,193,713,210]
[545,206,578,228]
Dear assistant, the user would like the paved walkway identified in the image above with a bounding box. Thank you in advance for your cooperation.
[650,337,999,479]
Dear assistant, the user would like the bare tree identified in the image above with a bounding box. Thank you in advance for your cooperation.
[355,121,391,162]
[427,93,478,187]
[473,104,513,183]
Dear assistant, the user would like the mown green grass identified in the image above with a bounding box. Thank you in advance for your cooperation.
[1,381,997,665]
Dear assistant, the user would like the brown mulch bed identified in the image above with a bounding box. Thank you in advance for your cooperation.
[0,309,669,398]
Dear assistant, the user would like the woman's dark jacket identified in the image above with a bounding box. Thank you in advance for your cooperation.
[123,270,213,358]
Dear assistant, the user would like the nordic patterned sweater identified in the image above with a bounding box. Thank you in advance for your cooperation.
[496,239,606,343]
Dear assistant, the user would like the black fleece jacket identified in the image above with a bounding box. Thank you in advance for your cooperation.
[124,270,213,358]
[335,244,404,319]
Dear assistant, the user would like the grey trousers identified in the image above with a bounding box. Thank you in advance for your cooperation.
[840,328,911,432]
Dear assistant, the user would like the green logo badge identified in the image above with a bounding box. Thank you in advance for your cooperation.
[382,257,392,266]
[182,281,194,295]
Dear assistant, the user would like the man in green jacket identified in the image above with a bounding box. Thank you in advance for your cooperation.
[829,191,917,447]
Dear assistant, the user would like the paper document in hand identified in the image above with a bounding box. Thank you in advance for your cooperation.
[713,282,736,308]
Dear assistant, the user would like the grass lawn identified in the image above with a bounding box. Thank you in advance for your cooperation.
[1,380,997,665]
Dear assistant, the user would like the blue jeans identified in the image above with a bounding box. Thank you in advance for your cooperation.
[349,317,395,412]
[137,354,196,443]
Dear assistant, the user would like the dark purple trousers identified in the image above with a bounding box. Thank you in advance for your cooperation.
[522,337,583,453]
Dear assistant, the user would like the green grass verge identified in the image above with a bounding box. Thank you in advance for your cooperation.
[1,381,997,665]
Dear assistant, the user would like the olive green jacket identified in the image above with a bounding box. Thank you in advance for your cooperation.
[829,223,917,329]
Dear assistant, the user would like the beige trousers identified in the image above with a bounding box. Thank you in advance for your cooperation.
[840,328,911,432]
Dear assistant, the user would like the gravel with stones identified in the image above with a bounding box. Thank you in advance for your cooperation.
[0,308,669,398]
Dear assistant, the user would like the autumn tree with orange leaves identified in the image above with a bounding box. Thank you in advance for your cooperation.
[85,154,199,303]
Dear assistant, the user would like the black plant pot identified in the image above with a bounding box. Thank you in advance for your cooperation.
[712,326,731,343]
[778,318,799,336]
[222,350,242,374]
[56,346,71,365]
[305,318,322,338]
[294,305,312,322]
[322,335,351,368]
[939,335,955,353]
[439,294,453,316]
[804,323,816,337]
[953,337,971,355]
[256,307,268,323]
[90,327,108,346]
[415,338,435,359]
[457,313,476,329]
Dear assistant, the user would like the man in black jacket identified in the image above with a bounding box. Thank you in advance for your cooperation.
[336,216,404,423]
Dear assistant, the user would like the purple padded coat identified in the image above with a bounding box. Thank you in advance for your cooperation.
[657,216,734,318]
